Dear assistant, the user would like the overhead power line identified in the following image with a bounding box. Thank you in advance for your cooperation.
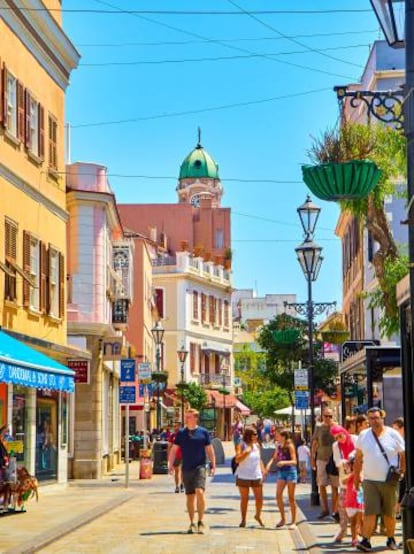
[80,43,369,67]
[0,7,372,14]
[70,86,333,128]
[76,29,378,48]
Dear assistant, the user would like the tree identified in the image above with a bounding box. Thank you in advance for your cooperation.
[182,382,208,411]
[257,314,338,401]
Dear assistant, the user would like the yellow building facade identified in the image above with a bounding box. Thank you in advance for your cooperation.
[0,2,80,483]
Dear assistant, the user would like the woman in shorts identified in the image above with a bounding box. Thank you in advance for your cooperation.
[266,429,298,529]
[235,426,266,528]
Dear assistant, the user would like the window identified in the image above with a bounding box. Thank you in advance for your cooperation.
[215,229,224,249]
[218,299,223,326]
[5,71,17,137]
[192,291,199,320]
[49,248,59,316]
[4,219,17,301]
[25,93,44,158]
[224,300,230,328]
[155,288,164,318]
[48,114,58,171]
[201,293,207,323]
[28,234,40,310]
[209,295,215,325]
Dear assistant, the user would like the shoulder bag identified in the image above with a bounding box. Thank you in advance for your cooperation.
[371,429,401,485]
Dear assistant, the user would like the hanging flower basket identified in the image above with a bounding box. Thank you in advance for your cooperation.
[151,371,168,383]
[301,160,382,201]
[320,330,350,345]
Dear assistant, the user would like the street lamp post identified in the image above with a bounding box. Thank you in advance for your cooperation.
[285,196,336,507]
[177,345,188,427]
[151,321,165,432]
[220,369,229,440]
[367,1,414,549]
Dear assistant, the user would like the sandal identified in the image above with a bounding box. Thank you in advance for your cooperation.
[239,520,246,528]
[276,520,286,528]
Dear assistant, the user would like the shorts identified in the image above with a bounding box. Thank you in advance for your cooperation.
[362,480,398,517]
[316,459,339,488]
[236,477,262,488]
[277,467,298,483]
[182,465,206,495]
[346,507,363,518]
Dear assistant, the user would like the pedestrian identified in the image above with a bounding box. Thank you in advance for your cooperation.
[391,417,405,522]
[344,415,357,440]
[168,409,216,535]
[355,414,369,435]
[342,452,364,547]
[297,438,310,484]
[234,426,266,528]
[354,407,405,552]
[311,408,339,520]
[330,424,357,543]
[231,414,243,451]
[266,429,298,529]
[168,423,183,493]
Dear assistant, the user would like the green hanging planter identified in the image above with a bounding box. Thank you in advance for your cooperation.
[302,160,382,201]
[320,330,350,345]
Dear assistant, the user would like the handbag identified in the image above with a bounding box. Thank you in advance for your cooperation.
[326,453,339,476]
[231,456,238,475]
[371,429,402,485]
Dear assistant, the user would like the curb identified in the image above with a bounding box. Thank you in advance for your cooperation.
[296,505,323,554]
[3,491,135,554]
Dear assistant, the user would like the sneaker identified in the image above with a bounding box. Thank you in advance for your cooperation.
[175,486,179,493]
[356,538,372,552]
[197,521,206,534]
[332,512,340,523]
[187,523,197,534]
[317,510,329,520]
[386,537,399,551]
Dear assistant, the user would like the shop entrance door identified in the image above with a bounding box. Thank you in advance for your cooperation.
[35,394,58,481]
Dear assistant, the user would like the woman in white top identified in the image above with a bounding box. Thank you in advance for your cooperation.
[235,426,266,528]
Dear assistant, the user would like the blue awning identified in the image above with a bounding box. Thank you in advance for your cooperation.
[0,330,75,393]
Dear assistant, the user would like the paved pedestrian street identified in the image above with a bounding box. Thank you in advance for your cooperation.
[0,444,402,554]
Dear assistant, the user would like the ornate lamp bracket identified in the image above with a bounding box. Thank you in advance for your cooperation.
[284,300,336,319]
[334,85,404,131]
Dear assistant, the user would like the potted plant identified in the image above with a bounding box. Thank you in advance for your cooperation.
[302,121,383,201]
[319,315,350,345]
[193,244,204,258]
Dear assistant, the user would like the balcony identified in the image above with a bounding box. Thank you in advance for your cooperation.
[198,373,231,387]
[152,251,231,286]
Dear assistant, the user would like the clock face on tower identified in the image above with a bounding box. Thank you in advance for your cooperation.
[190,194,200,207]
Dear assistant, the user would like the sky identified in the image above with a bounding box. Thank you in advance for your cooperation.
[62,1,383,310]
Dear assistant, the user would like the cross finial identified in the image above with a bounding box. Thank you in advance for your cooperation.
[197,126,202,148]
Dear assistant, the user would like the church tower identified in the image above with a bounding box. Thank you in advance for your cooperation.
[176,129,223,208]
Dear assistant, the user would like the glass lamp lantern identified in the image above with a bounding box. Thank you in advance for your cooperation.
[369,0,405,48]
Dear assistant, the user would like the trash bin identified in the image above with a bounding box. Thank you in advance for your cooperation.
[152,441,169,474]
[139,449,152,480]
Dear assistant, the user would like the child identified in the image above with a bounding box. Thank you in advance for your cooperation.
[342,452,364,547]
[297,439,310,484]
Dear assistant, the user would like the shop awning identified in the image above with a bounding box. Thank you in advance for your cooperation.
[235,399,251,416]
[207,389,238,408]
[0,330,75,393]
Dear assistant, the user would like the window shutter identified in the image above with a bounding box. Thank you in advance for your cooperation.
[24,90,31,149]
[58,252,65,318]
[16,81,25,142]
[22,231,31,307]
[5,220,17,261]
[39,242,48,313]
[38,104,45,159]
[1,63,7,129]
[0,58,2,126]
[155,288,164,318]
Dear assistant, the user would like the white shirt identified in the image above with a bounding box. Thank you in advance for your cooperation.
[236,443,263,480]
[297,444,310,463]
[356,426,405,482]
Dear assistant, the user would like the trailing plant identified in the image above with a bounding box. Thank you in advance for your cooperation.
[308,121,407,337]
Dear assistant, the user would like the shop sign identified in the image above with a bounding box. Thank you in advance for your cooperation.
[295,391,309,410]
[0,361,75,392]
[294,368,309,391]
[120,359,136,382]
[68,360,90,384]
[138,362,151,381]
[6,440,23,454]
[119,386,136,404]
[341,340,379,362]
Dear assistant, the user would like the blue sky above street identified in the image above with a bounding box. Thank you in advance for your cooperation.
[63,1,382,308]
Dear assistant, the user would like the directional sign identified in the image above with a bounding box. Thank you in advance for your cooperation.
[120,359,136,382]
[119,386,136,404]
[295,391,309,410]
[294,368,309,391]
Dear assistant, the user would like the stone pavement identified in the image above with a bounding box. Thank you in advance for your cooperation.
[0,442,403,554]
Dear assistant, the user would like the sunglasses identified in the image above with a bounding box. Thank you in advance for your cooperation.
[324,415,333,418]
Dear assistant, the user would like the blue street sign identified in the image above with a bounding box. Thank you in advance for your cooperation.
[139,383,152,396]
[119,386,136,404]
[120,359,136,382]
[295,391,309,410]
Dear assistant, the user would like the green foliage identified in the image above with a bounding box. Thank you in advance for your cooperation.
[242,387,290,419]
[363,254,409,337]
[182,382,208,411]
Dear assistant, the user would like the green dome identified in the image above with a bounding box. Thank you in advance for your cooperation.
[179,144,219,180]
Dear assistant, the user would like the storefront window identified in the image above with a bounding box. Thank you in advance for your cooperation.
[12,386,26,464]
[36,390,58,481]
